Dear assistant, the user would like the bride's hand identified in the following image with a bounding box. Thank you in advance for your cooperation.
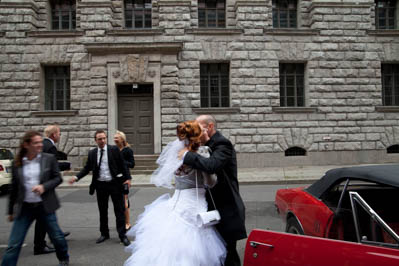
[200,129,210,144]
[178,147,189,160]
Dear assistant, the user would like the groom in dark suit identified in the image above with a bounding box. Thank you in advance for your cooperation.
[181,115,247,266]
[69,130,131,246]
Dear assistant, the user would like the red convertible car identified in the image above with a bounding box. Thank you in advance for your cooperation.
[244,164,399,265]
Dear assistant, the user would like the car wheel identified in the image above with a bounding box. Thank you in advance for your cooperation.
[286,216,304,235]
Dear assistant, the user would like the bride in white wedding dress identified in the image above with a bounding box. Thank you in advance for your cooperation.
[124,120,226,266]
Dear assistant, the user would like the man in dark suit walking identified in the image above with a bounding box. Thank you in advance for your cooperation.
[69,130,131,246]
[180,115,247,266]
[34,125,71,255]
[1,130,69,266]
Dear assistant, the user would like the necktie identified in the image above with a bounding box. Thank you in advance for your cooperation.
[98,149,104,169]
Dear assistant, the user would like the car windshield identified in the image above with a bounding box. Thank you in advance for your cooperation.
[0,149,13,160]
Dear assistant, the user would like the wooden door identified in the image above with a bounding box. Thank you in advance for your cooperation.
[117,84,154,154]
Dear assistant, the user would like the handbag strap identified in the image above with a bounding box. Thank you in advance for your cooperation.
[195,171,199,210]
[195,170,217,210]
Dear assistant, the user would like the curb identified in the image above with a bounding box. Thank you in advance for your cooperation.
[58,178,317,189]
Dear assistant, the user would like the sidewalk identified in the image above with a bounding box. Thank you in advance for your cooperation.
[59,164,377,188]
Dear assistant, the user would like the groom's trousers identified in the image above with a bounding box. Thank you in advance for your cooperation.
[225,240,241,266]
[96,180,126,240]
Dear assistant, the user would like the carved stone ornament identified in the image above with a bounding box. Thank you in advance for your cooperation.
[120,55,149,82]
[148,69,156,78]
[112,70,120,78]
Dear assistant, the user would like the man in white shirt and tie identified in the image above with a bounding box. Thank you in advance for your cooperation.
[69,130,132,246]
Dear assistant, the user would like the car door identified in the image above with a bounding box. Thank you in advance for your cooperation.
[244,229,399,266]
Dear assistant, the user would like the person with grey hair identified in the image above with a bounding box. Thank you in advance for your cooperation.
[180,114,247,266]
[34,125,70,256]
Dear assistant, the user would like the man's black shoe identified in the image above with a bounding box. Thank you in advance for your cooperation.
[59,260,69,266]
[63,231,71,238]
[95,235,109,244]
[120,237,130,247]
[34,246,56,255]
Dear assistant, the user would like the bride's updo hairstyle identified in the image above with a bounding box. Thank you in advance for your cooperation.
[176,120,202,152]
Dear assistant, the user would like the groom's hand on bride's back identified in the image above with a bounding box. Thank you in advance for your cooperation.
[178,147,188,160]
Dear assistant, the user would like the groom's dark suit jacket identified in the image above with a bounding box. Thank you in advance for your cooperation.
[184,131,247,242]
[8,153,63,218]
[76,145,131,194]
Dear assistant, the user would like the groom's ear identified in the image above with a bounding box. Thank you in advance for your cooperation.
[209,122,215,132]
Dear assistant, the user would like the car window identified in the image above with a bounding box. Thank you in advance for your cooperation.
[320,180,399,247]
[350,191,399,248]
[0,149,13,160]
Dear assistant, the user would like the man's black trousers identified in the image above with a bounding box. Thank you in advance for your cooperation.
[96,180,126,240]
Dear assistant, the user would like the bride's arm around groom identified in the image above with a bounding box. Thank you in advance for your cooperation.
[182,115,247,266]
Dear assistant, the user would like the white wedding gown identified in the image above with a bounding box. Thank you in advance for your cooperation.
[124,165,226,266]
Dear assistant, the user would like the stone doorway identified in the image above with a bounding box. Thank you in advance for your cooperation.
[117,84,154,154]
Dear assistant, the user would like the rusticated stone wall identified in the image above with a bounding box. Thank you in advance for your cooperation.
[1,0,399,167]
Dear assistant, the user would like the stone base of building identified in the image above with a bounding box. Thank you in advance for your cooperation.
[237,151,399,168]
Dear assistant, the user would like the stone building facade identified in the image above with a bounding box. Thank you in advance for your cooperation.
[1,0,399,168]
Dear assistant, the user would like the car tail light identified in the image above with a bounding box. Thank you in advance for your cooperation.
[0,165,4,171]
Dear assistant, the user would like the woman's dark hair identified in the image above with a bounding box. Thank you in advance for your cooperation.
[94,130,106,140]
[15,130,42,167]
[176,120,202,152]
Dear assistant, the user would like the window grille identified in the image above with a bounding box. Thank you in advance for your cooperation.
[279,63,305,107]
[45,66,71,111]
[382,64,399,106]
[125,0,152,29]
[51,0,76,30]
[272,0,297,28]
[200,63,229,107]
[375,0,396,29]
[198,0,226,28]
[387,144,399,153]
[285,147,307,156]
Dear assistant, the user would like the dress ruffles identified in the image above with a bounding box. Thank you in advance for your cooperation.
[124,188,226,266]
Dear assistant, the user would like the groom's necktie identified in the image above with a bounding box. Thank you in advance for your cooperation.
[98,149,104,169]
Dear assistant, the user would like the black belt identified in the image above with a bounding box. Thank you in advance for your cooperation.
[24,202,43,208]
[98,179,113,183]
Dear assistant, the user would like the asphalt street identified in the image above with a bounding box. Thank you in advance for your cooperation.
[0,183,306,266]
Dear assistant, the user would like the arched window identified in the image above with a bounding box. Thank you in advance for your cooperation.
[285,146,306,156]
[387,144,399,153]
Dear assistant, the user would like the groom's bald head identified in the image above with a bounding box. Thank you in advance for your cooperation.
[196,115,217,138]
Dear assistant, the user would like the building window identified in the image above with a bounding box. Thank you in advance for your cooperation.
[198,0,226,28]
[272,0,297,28]
[285,146,306,156]
[375,0,397,29]
[382,64,399,106]
[279,63,305,107]
[387,144,399,153]
[50,0,76,30]
[44,66,71,110]
[200,63,229,107]
[125,0,152,29]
